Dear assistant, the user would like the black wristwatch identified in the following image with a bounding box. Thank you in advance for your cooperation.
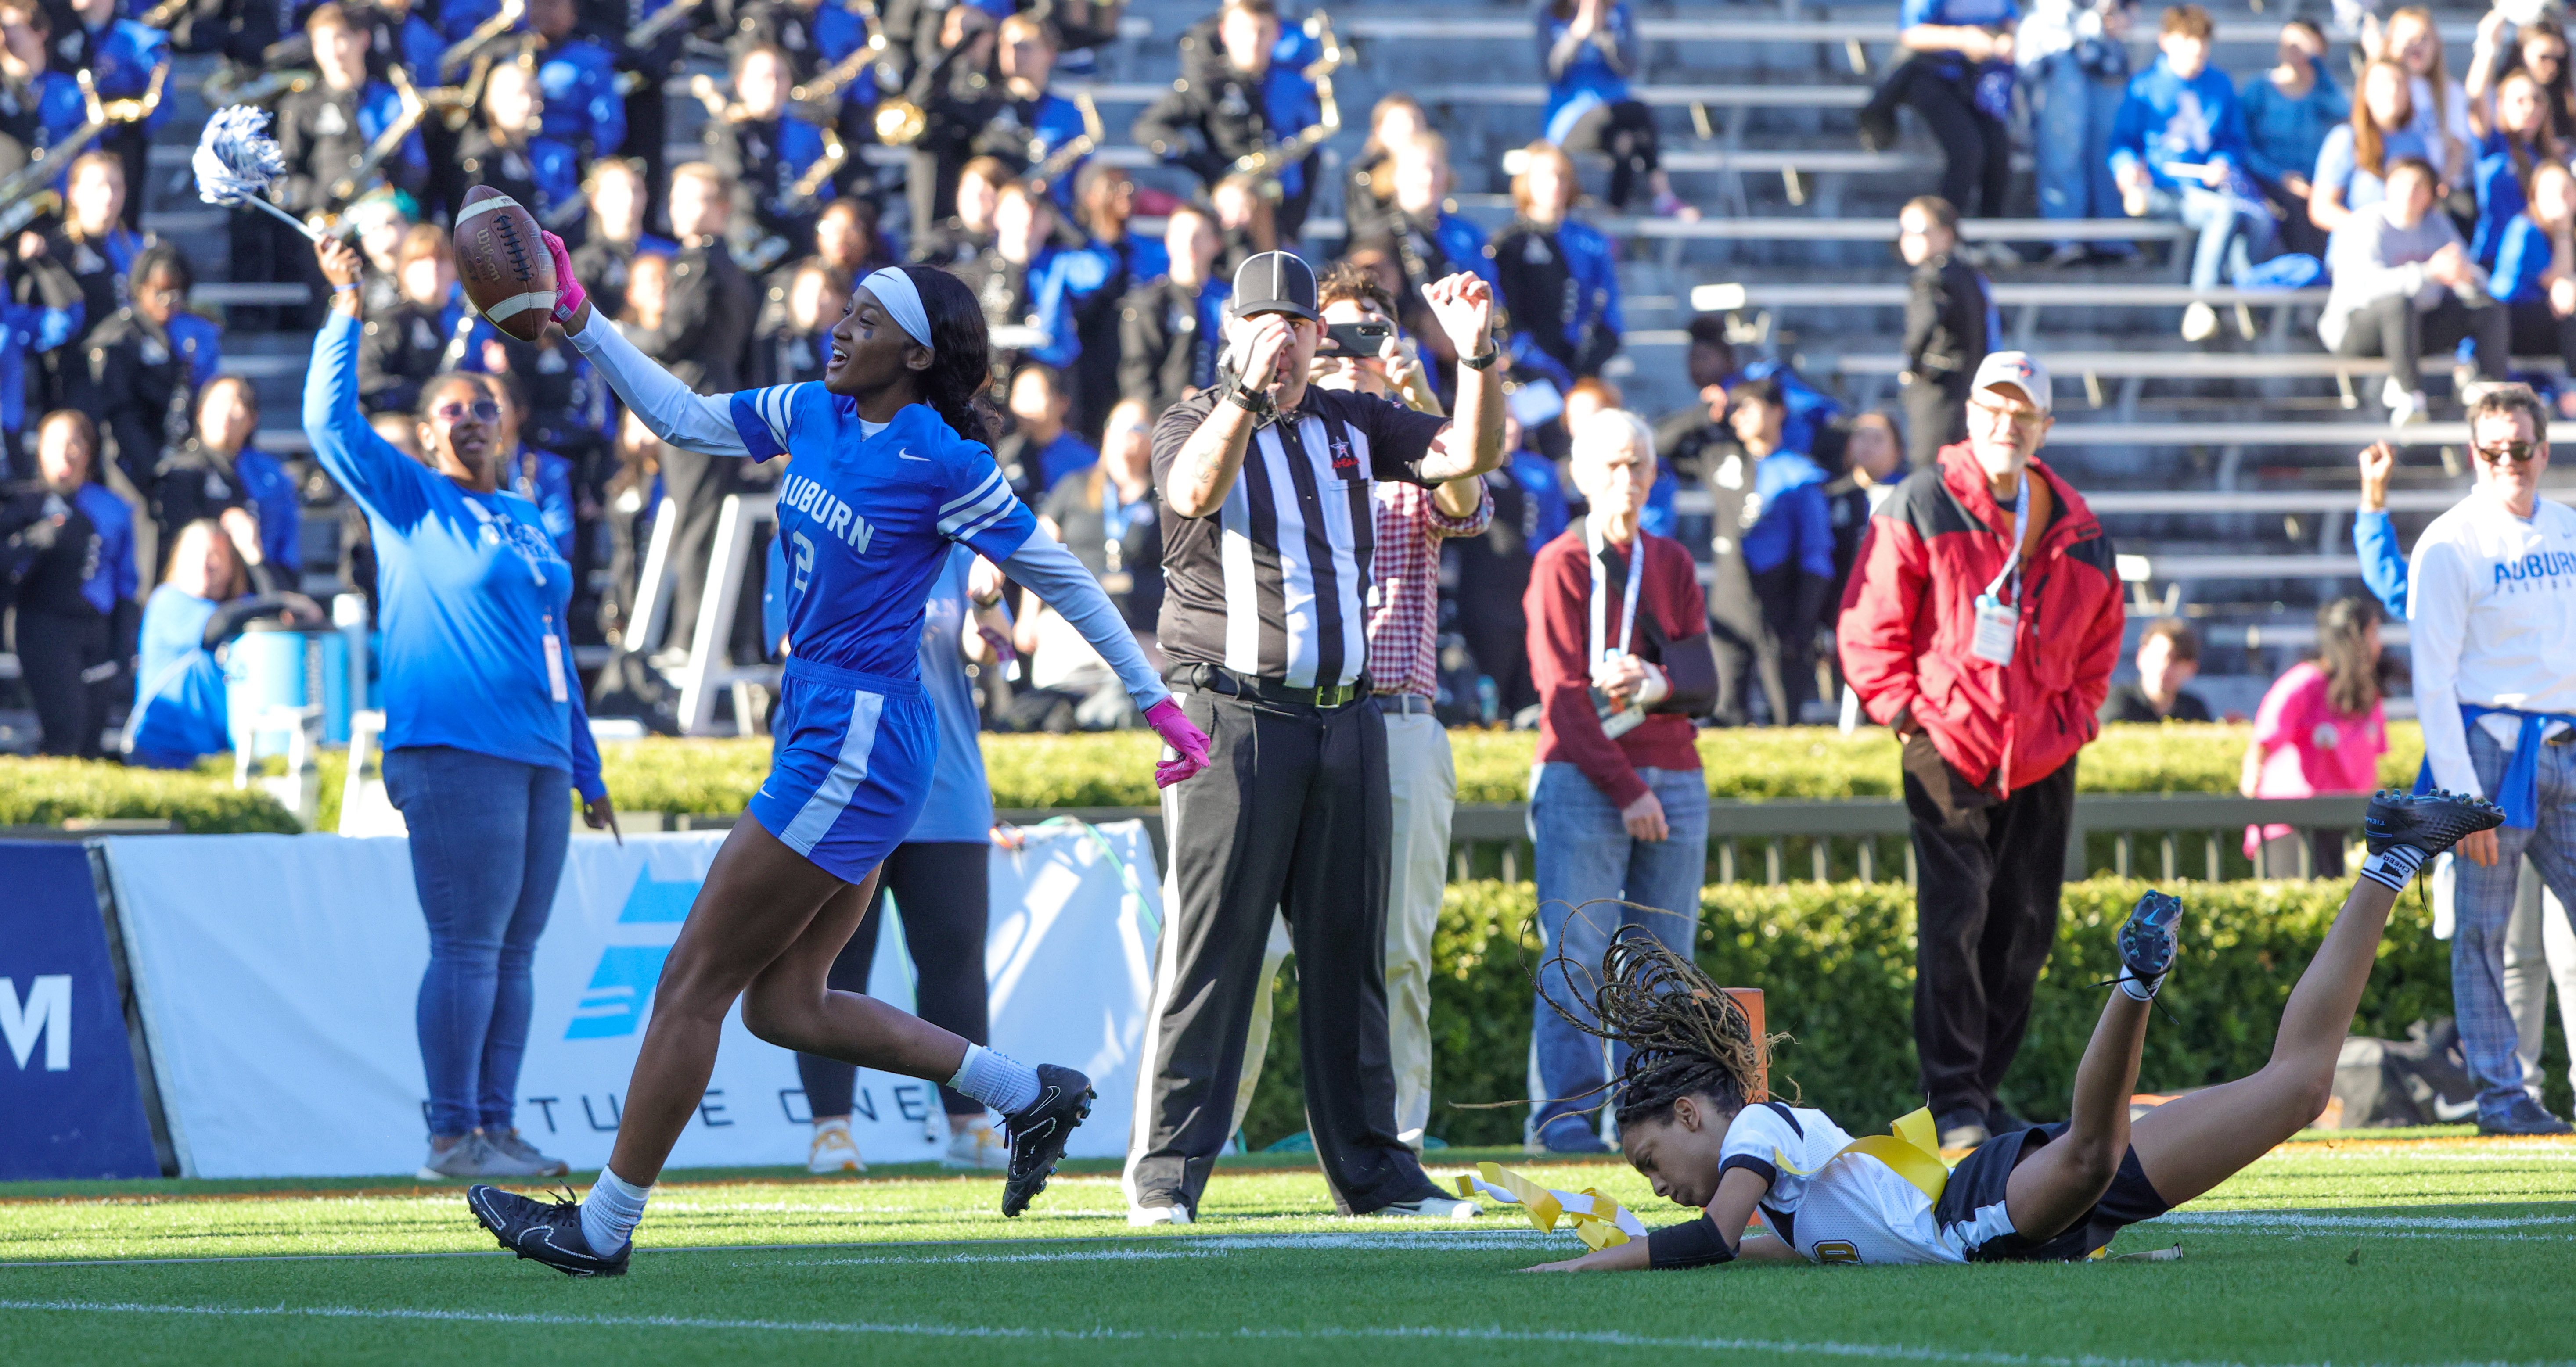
[1219,369,1275,419]
[1458,345,1502,372]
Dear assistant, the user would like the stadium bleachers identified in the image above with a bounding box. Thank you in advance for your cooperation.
[116,0,2573,712]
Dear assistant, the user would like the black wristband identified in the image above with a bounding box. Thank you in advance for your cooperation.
[1458,345,1501,371]
[1646,1218,1738,1269]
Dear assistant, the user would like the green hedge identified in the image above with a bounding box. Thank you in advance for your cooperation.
[0,758,300,834]
[1242,876,2497,1150]
[0,721,2430,830]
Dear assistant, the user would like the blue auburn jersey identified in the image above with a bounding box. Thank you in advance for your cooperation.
[729,388,1038,680]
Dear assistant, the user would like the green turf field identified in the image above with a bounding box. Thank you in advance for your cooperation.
[5,1134,2574,1366]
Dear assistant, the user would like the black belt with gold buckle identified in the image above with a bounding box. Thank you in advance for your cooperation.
[1172,663,1367,709]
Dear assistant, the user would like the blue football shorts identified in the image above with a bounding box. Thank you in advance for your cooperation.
[748,657,938,884]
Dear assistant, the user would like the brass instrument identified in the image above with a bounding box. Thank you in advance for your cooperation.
[204,63,315,109]
[420,47,507,133]
[1229,9,1341,189]
[0,68,157,236]
[788,126,849,210]
[1026,89,1101,193]
[687,72,738,120]
[325,67,430,207]
[625,0,704,50]
[441,0,528,81]
[790,0,893,106]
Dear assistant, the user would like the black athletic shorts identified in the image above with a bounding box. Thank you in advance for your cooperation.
[1931,1123,2173,1262]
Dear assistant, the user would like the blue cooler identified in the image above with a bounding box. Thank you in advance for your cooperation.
[225,623,352,753]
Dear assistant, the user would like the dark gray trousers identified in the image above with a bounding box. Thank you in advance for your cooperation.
[1125,685,1436,1216]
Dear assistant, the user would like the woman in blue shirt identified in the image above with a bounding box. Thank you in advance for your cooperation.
[304,240,613,1187]
[125,519,322,769]
[2488,159,2576,379]
[465,237,1210,1276]
[2468,69,2563,265]
[794,546,1015,1174]
[1538,0,1691,216]
[2312,60,2431,237]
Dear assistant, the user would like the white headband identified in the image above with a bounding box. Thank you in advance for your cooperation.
[863,267,934,350]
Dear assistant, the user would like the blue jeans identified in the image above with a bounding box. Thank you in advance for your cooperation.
[1527,762,1710,1149]
[2149,183,2275,290]
[2450,727,2576,1123]
[384,744,573,1138]
[2029,54,2126,245]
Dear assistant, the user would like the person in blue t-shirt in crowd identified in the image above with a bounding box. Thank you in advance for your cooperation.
[2110,4,2274,342]
[125,518,324,770]
[1726,376,1836,728]
[1493,141,1624,385]
[2486,161,2576,409]
[2468,69,2562,266]
[306,236,614,1185]
[2312,60,2432,239]
[12,409,133,758]
[1537,0,1695,218]
[2239,19,2348,260]
[2019,0,2137,265]
[994,362,1097,502]
[1882,0,2020,219]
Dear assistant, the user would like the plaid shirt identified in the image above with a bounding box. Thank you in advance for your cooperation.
[1366,478,1493,698]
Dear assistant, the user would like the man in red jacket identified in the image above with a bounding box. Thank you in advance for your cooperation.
[1838,351,2126,1152]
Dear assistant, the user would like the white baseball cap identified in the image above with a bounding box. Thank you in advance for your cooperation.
[1972,351,2051,414]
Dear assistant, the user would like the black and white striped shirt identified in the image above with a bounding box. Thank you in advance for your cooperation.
[1151,388,1449,688]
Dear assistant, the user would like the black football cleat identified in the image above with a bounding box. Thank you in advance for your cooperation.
[999,1064,1094,1218]
[467,1184,630,1277]
[2365,788,2506,860]
[2116,889,2185,997]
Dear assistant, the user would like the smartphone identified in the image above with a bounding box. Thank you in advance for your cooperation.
[1317,319,1393,360]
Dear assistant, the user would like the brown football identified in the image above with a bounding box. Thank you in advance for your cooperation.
[453,185,557,343]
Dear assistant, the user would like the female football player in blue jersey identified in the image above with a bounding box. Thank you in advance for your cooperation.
[461,233,1215,1277]
[1520,788,2501,1271]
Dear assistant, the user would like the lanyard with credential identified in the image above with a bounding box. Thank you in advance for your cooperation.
[1969,478,2030,666]
[1587,519,1646,668]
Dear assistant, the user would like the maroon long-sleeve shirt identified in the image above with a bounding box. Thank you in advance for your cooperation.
[1524,524,1712,808]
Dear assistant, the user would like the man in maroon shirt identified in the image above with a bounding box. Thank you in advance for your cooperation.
[1838,352,2125,1151]
[1522,408,1719,1152]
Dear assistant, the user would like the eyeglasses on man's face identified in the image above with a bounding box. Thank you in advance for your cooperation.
[1967,398,2046,433]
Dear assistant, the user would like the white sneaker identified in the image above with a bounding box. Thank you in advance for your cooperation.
[1128,1203,1193,1227]
[2389,389,2431,427]
[807,1122,865,1174]
[1378,1193,1481,1220]
[940,1118,1007,1170]
[417,1133,490,1181]
[2180,301,2219,342]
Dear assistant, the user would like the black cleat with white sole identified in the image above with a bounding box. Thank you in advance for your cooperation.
[999,1064,1094,1217]
[467,1184,630,1277]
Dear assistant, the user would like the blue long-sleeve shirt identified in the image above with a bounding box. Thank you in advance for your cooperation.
[536,37,626,157]
[302,312,604,800]
[1739,450,1835,579]
[2237,67,2346,187]
[72,481,135,617]
[2109,57,2253,192]
[2489,212,2557,305]
[235,448,302,573]
[2470,141,2535,266]
[127,585,231,767]
[2356,507,2408,618]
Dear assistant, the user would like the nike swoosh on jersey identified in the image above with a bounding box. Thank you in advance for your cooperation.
[899,449,930,461]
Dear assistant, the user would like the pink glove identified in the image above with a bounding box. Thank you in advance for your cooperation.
[540,230,588,326]
[1145,698,1212,789]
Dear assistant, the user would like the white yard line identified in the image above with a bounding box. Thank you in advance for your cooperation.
[5,1297,2572,1367]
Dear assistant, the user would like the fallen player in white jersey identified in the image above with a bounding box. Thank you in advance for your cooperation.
[1524,787,2504,1271]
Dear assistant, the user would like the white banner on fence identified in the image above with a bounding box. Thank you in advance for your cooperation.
[103,822,1160,1179]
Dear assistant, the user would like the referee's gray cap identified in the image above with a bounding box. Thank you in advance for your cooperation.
[1229,251,1320,323]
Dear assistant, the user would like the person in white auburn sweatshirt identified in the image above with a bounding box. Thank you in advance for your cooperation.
[2408,381,2576,1135]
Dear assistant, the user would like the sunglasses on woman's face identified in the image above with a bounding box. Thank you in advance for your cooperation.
[2476,440,2541,464]
[432,400,501,423]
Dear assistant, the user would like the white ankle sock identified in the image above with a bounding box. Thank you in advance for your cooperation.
[2360,845,2426,893]
[2118,971,2164,1002]
[580,1167,651,1256]
[948,1044,1040,1115]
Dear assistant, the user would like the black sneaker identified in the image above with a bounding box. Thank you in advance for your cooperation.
[466,1184,630,1277]
[999,1064,1094,1217]
[2478,1095,2576,1136]
[2117,889,2185,997]
[2365,789,2505,859]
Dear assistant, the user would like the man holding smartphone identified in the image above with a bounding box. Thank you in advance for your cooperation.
[1124,250,1505,1223]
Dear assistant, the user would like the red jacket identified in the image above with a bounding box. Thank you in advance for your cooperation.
[1837,443,2124,796]
[1526,526,1712,808]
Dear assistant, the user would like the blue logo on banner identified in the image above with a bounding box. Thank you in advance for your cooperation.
[565,868,703,1039]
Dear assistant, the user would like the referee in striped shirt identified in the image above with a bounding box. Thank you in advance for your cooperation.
[1122,252,1507,1223]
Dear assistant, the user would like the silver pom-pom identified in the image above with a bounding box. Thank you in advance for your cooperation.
[193,106,288,207]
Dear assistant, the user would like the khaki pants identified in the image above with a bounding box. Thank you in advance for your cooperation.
[1232,709,1453,1149]
[2504,863,2576,1101]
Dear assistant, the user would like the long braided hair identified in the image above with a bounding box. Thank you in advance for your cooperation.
[1536,907,1786,1129]
[899,264,997,448]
